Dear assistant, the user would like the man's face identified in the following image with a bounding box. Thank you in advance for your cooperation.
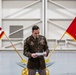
[32,29,40,38]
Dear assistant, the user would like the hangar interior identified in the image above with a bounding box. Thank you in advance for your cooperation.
[0,0,76,75]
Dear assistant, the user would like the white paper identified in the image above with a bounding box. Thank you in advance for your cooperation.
[36,52,44,56]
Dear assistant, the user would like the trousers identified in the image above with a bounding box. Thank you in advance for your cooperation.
[28,69,46,75]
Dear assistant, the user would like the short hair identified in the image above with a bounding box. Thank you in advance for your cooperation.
[32,25,39,31]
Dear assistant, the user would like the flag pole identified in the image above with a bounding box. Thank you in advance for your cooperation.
[46,31,66,60]
[4,32,27,63]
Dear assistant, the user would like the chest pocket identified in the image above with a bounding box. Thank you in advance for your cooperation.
[39,39,45,45]
[30,41,35,48]
[30,41,34,46]
[39,39,45,50]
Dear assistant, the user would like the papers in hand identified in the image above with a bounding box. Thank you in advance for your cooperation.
[36,52,44,56]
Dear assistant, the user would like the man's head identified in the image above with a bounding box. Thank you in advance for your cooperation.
[32,25,40,38]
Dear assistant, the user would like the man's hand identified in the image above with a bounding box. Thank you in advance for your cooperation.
[43,52,47,56]
[31,53,38,58]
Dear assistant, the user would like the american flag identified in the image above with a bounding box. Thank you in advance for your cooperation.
[0,27,4,39]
